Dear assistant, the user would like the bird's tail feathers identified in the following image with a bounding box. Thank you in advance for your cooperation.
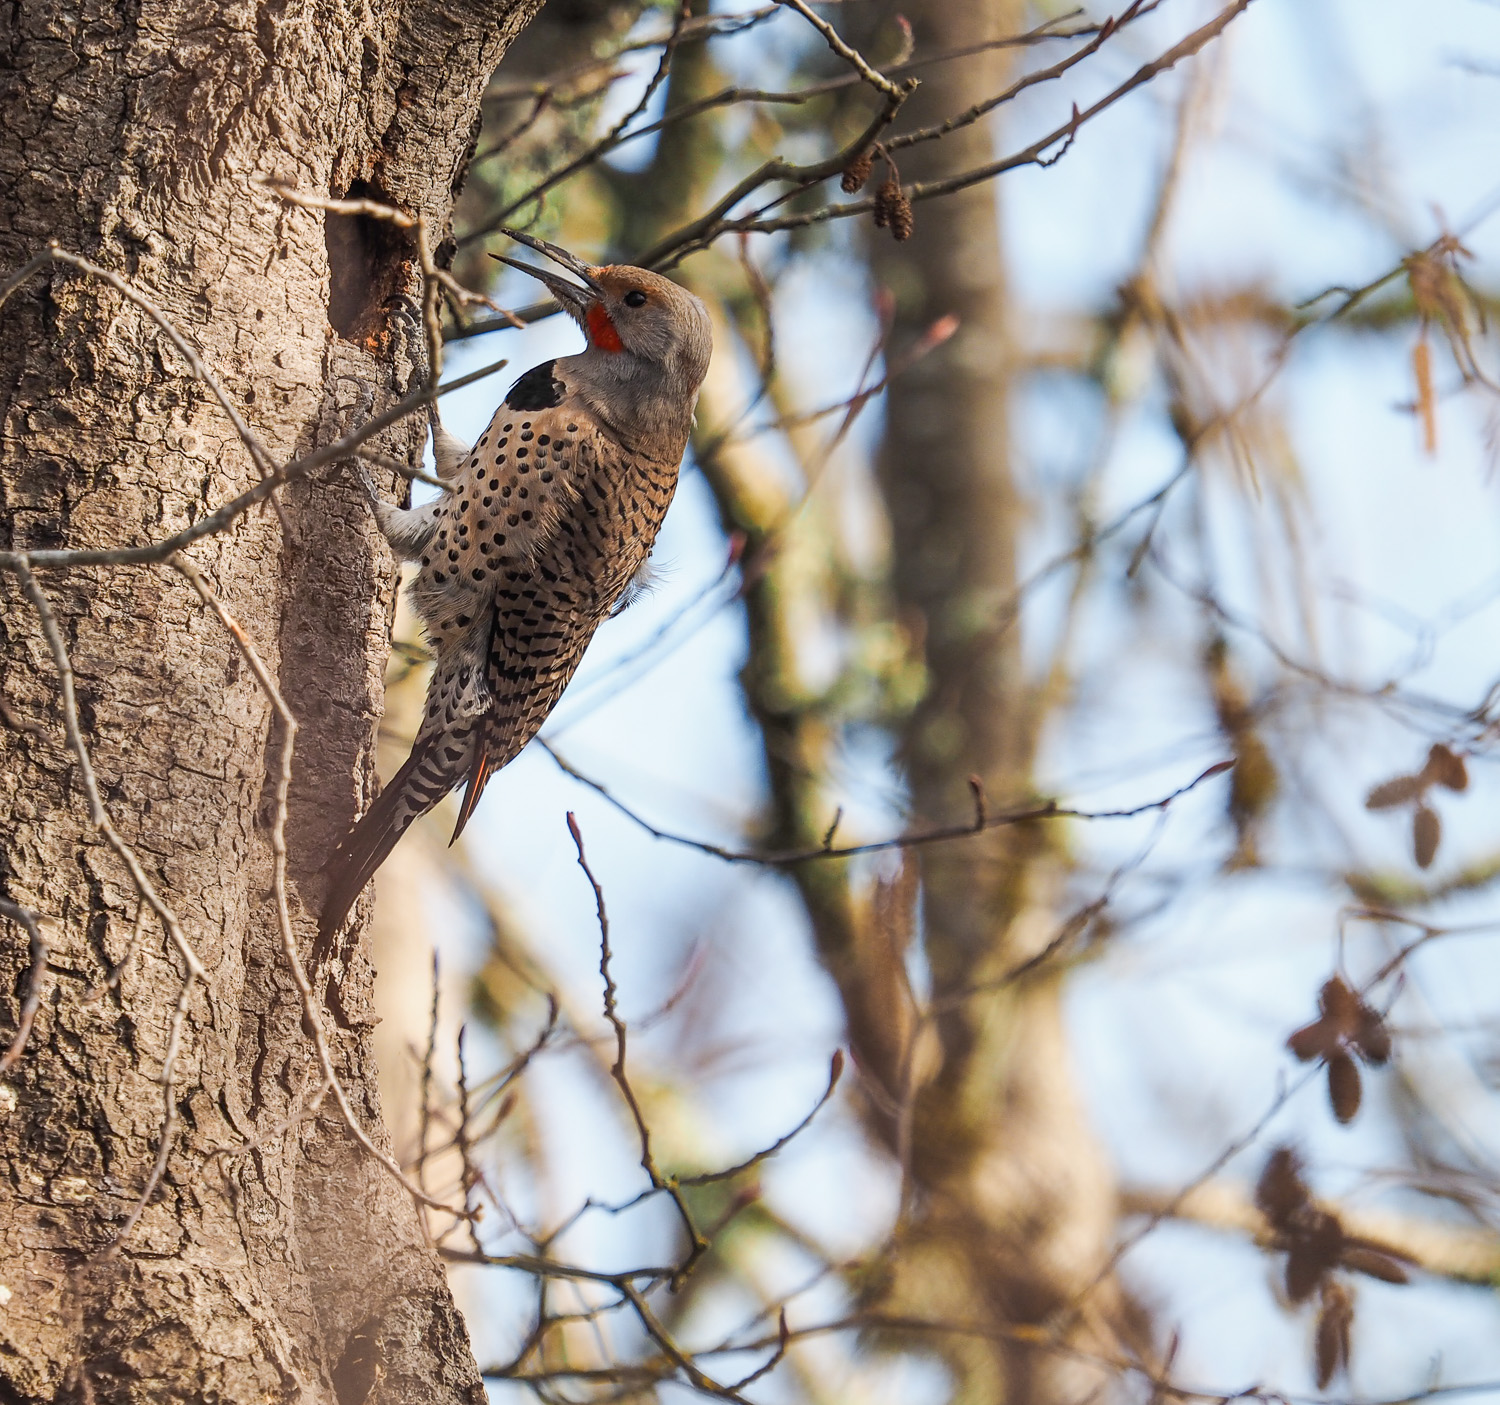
[450,738,498,845]
[316,744,450,954]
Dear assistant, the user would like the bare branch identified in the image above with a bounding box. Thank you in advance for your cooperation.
[658,0,1257,261]
[489,1,692,230]
[772,0,910,101]
[680,1050,843,1187]
[544,746,1234,867]
[0,246,275,477]
[1121,1179,1500,1286]
[0,354,506,573]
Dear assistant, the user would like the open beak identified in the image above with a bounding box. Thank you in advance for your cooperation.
[490,227,606,315]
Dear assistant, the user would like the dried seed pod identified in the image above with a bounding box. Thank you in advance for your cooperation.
[1327,1050,1363,1124]
[1421,743,1468,792]
[1256,1146,1311,1228]
[1319,976,1359,1029]
[1365,774,1423,809]
[841,147,875,194]
[1341,1244,1411,1285]
[1286,1208,1343,1302]
[1287,1017,1334,1063]
[1412,803,1441,868]
[1315,1279,1354,1388]
[1352,1002,1392,1066]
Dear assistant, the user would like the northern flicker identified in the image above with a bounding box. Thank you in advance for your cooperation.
[319,232,712,944]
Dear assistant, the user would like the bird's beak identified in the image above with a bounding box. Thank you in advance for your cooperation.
[491,228,606,315]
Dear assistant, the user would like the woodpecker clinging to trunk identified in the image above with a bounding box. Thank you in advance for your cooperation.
[319,231,712,946]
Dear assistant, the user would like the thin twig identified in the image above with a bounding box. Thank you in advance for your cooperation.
[0,356,507,573]
[566,812,707,1284]
[650,0,1256,264]
[1050,1064,1324,1333]
[680,1050,843,1186]
[416,950,441,1191]
[489,0,693,230]
[883,1,1149,156]
[15,560,207,1254]
[544,748,1235,867]
[357,446,446,490]
[455,1023,483,1251]
[84,900,149,1001]
[0,896,48,1073]
[208,1066,332,1165]
[13,559,204,980]
[619,1281,743,1401]
[773,0,907,101]
[0,247,274,477]
[258,184,512,372]
[723,1309,790,1393]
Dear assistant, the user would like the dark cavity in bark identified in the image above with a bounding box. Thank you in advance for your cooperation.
[325,179,417,344]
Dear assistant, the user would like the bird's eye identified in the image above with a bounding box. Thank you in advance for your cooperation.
[623,289,648,308]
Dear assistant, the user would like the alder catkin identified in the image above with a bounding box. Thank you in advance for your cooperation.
[841,147,875,193]
[1255,1146,1310,1227]
[1340,1246,1410,1285]
[1364,773,1423,810]
[1421,742,1468,792]
[874,171,913,240]
[889,186,914,241]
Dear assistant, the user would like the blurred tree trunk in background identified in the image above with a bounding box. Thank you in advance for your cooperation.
[856,3,1135,1400]
[585,6,1139,1398]
[580,3,1140,1395]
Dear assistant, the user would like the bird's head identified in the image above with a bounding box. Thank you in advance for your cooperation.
[494,230,712,399]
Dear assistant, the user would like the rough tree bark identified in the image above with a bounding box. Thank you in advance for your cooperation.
[0,0,538,1399]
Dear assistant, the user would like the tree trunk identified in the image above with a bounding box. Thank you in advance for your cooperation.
[0,1,537,1399]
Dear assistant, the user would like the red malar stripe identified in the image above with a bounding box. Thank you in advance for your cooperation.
[586,303,624,353]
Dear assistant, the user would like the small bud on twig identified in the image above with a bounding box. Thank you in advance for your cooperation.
[968,775,988,831]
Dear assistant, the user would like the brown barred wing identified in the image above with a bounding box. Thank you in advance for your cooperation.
[447,580,599,842]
